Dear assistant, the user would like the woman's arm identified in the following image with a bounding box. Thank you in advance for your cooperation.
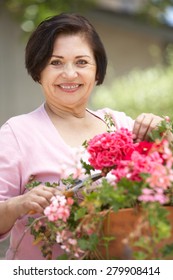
[0,185,58,235]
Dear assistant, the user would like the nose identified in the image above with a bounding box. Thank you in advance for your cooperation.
[61,63,78,79]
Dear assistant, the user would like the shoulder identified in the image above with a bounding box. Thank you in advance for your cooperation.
[0,104,47,149]
[89,108,134,131]
[4,104,44,127]
[1,104,45,133]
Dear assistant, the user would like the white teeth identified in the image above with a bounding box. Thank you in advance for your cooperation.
[60,85,79,89]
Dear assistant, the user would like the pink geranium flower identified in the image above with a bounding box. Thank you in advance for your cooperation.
[87,128,135,170]
[44,195,74,222]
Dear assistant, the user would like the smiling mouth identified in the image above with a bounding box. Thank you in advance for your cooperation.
[59,84,81,91]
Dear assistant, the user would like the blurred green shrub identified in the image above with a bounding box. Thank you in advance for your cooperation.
[3,0,96,34]
[91,63,173,119]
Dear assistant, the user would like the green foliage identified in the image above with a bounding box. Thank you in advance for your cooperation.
[149,117,173,141]
[3,0,173,34]
[25,180,59,189]
[80,159,95,175]
[74,207,87,221]
[3,0,96,34]
[78,233,98,251]
[131,203,172,259]
[161,243,173,258]
[25,180,41,189]
[61,174,78,187]
[138,0,173,27]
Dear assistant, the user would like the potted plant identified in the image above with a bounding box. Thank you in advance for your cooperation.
[21,116,173,260]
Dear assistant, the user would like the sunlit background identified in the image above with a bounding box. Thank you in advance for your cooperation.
[1,0,173,127]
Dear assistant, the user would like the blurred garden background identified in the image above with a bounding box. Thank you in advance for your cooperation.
[1,0,173,126]
[1,0,173,258]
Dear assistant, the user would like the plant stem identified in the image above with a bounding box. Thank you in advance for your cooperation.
[12,215,46,259]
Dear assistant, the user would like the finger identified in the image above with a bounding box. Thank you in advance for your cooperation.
[54,189,63,196]
[142,117,153,141]
[134,114,153,142]
[25,189,54,214]
[143,116,163,140]
[27,186,63,215]
[42,185,57,194]
[27,201,45,214]
[133,113,146,141]
[136,116,154,142]
[41,185,65,196]
[32,185,57,199]
[27,195,52,215]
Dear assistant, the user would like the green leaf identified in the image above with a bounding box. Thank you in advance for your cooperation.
[61,174,76,186]
[74,207,87,221]
[45,182,59,188]
[161,243,173,258]
[56,254,69,260]
[25,181,41,189]
[78,234,99,251]
[80,159,95,175]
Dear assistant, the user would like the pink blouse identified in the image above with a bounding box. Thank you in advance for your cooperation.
[0,104,134,259]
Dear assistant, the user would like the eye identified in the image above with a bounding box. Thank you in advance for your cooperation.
[76,59,88,66]
[50,60,62,66]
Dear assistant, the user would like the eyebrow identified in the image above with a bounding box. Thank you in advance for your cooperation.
[51,55,91,59]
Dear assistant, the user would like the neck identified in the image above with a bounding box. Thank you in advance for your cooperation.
[44,102,87,120]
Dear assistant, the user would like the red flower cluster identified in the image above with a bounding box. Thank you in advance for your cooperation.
[87,128,135,170]
[87,126,173,204]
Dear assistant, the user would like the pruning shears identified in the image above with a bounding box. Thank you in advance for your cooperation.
[64,172,103,197]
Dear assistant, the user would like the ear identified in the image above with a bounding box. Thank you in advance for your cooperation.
[95,74,99,83]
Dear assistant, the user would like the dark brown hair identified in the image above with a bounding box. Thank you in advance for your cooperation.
[25,13,107,85]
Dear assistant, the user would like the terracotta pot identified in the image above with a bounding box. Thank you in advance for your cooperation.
[98,206,173,260]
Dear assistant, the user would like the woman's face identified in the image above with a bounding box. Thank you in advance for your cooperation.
[40,34,97,110]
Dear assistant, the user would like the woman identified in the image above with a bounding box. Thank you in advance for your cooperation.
[0,13,163,259]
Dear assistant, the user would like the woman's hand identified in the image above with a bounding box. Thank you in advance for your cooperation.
[0,185,61,235]
[133,113,163,142]
[17,185,60,216]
